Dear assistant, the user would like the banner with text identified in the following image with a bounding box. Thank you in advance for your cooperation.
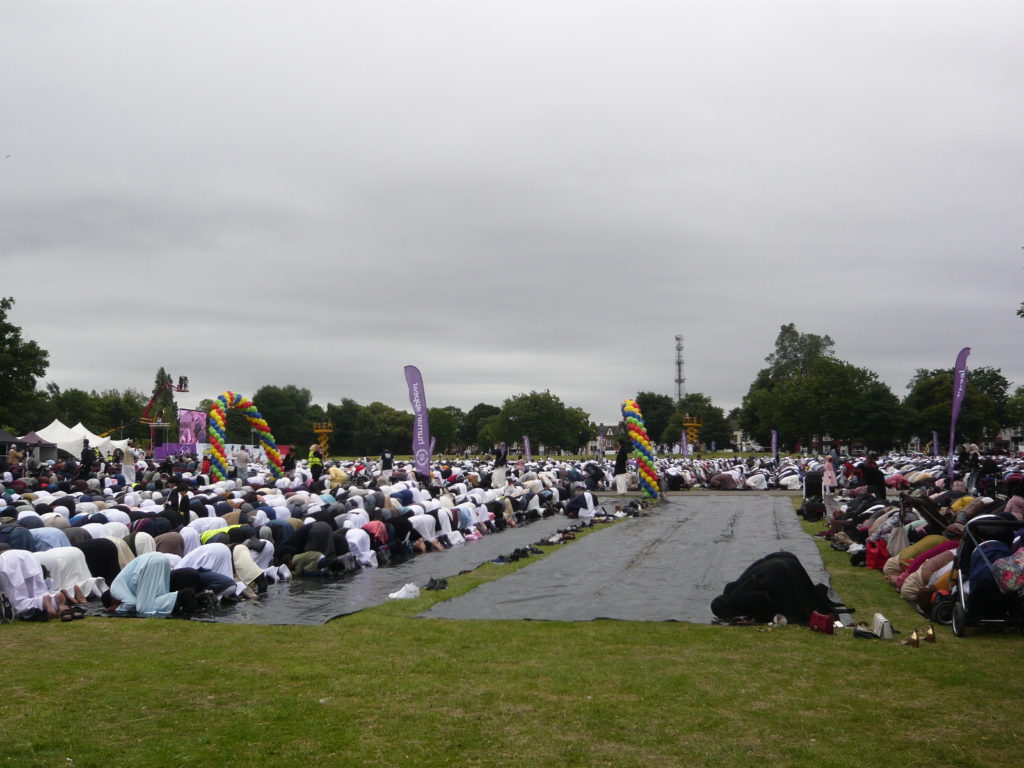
[404,365,431,478]
[947,347,971,478]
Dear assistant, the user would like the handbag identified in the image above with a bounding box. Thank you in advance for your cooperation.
[886,501,910,556]
[808,611,834,634]
[865,539,890,570]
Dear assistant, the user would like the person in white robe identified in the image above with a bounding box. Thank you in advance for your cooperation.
[0,548,68,618]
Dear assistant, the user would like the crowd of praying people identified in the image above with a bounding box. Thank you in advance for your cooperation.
[802,448,1024,626]
[3,438,1023,625]
[1,442,649,622]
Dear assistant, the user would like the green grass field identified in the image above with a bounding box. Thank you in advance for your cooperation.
[2,503,1019,768]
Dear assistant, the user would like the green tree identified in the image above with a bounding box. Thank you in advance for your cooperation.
[352,402,412,456]
[93,388,149,442]
[764,322,835,379]
[0,297,50,431]
[47,386,100,429]
[966,366,1011,428]
[635,391,675,447]
[253,384,315,447]
[801,358,903,449]
[903,369,999,444]
[496,390,592,452]
[325,397,363,455]
[475,414,500,451]
[427,405,464,454]
[459,402,500,448]
[1006,385,1024,428]
[565,406,597,454]
[149,367,179,439]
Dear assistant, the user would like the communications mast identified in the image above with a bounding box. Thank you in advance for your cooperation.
[674,335,686,402]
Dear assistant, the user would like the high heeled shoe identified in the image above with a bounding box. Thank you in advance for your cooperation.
[902,629,920,647]
[923,624,936,644]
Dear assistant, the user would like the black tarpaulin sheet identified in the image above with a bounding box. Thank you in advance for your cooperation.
[418,495,840,623]
[192,514,572,625]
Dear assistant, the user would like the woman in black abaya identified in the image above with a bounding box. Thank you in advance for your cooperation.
[710,551,839,625]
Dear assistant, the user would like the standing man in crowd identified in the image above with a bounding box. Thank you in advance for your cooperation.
[614,438,631,495]
[234,444,251,482]
[380,447,394,483]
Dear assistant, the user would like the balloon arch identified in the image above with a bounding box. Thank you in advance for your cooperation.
[621,398,660,499]
[207,391,285,481]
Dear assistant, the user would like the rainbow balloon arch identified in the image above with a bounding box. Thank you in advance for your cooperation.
[207,391,285,481]
[621,398,660,499]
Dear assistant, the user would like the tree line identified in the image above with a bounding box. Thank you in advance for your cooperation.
[3,297,1023,456]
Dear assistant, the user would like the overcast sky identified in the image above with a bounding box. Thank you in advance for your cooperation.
[2,1,1022,427]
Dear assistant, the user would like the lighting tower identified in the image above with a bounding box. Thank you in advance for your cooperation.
[674,335,686,402]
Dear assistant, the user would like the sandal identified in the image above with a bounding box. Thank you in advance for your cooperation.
[60,608,75,622]
[71,605,87,620]
[17,610,49,622]
[0,592,13,624]
[853,622,877,639]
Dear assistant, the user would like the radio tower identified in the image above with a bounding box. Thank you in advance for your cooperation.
[674,335,686,402]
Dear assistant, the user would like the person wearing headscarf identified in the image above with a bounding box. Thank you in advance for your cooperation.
[344,525,377,567]
[105,552,187,618]
[75,537,122,586]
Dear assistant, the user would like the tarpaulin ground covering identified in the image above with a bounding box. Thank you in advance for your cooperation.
[184,494,841,625]
[192,513,572,625]
[420,494,841,623]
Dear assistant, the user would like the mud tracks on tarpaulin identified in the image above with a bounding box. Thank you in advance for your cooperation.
[420,495,835,623]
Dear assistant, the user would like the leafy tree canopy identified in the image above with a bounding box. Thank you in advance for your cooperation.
[635,392,675,446]
[903,367,1001,442]
[496,390,595,452]
[0,297,50,431]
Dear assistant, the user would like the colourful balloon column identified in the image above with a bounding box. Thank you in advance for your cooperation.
[207,391,284,481]
[621,398,660,499]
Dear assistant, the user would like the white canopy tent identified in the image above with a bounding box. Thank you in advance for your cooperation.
[30,419,132,458]
[70,422,133,458]
[32,419,84,458]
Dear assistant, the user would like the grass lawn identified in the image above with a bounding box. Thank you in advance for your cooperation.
[2,501,1020,768]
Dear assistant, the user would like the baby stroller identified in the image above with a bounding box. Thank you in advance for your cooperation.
[948,515,1024,637]
[803,470,823,500]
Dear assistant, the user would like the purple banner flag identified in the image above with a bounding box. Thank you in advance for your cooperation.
[947,347,971,478]
[403,365,431,478]
[523,435,532,461]
[680,429,690,457]
[771,429,778,457]
[932,431,940,457]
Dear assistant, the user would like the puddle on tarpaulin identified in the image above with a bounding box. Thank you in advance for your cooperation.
[188,512,575,625]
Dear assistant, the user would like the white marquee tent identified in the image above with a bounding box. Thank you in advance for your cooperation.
[29,419,132,459]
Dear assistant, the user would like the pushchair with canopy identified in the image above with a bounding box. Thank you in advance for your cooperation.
[948,514,1024,637]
